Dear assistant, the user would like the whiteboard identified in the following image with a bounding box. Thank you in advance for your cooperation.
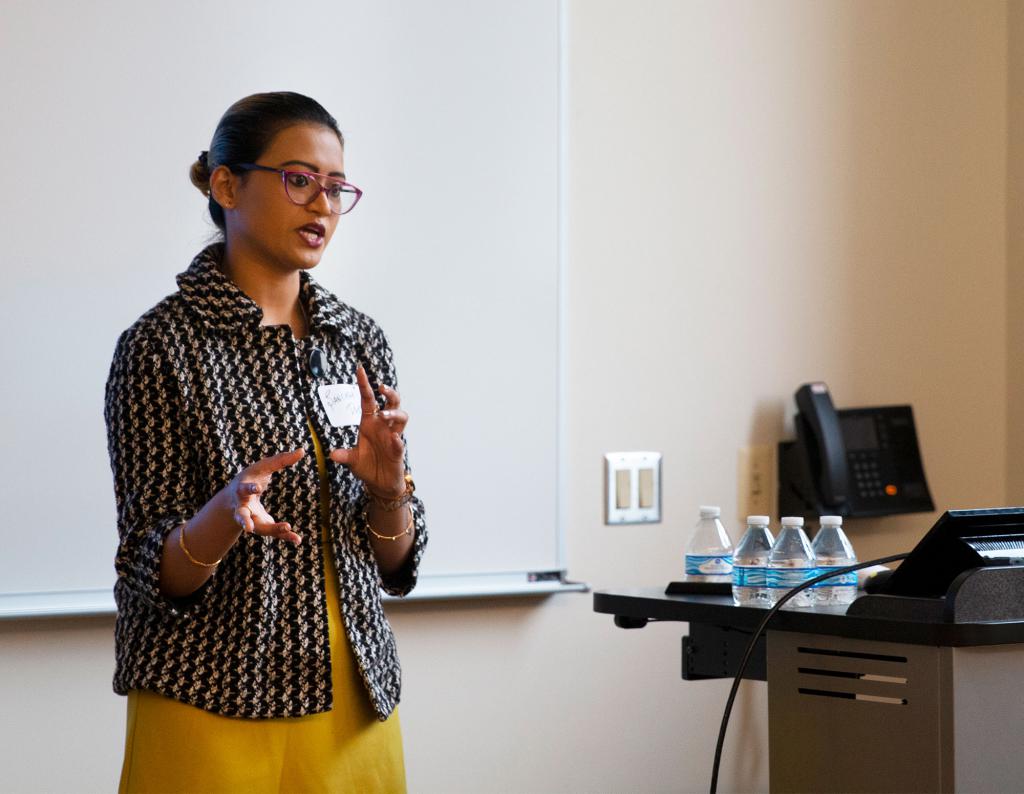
[0,0,573,614]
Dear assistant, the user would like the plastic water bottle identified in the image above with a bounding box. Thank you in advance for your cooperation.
[767,516,817,607]
[811,515,858,606]
[732,516,775,606]
[684,506,734,583]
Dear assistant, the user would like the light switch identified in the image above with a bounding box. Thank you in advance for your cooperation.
[604,452,662,524]
[638,468,655,508]
[615,469,632,509]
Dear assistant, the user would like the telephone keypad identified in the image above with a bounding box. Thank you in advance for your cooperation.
[849,452,886,499]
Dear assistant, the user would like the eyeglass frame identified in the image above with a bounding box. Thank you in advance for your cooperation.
[230,163,363,215]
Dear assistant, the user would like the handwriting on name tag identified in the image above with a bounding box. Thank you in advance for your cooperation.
[317,383,362,427]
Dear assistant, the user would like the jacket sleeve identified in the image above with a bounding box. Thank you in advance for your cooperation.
[104,325,208,616]
[357,322,428,597]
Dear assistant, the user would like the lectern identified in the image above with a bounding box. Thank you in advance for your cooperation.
[594,508,1024,793]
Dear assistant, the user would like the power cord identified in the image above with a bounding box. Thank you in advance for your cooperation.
[709,552,910,794]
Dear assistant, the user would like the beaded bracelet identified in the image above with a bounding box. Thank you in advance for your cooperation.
[364,507,414,542]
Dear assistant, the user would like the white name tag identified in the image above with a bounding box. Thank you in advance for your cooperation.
[317,383,362,427]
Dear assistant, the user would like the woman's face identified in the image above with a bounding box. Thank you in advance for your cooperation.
[224,122,346,273]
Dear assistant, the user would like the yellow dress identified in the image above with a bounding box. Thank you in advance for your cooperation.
[118,420,406,794]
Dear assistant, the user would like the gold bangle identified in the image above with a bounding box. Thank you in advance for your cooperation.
[364,508,414,542]
[178,524,222,568]
[366,473,415,512]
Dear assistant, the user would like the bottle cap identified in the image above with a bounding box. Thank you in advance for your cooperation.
[699,505,721,518]
[820,515,843,526]
[780,516,804,527]
[746,515,770,526]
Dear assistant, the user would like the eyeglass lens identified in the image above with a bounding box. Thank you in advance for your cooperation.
[283,172,358,214]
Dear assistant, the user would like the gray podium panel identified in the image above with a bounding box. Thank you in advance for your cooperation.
[768,631,949,793]
[948,645,1024,793]
[768,631,1024,794]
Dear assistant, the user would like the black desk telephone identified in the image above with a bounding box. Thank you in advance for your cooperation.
[777,382,934,519]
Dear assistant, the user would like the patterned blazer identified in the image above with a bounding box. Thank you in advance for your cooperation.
[103,243,427,719]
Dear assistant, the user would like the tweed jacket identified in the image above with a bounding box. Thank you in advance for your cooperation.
[104,243,427,720]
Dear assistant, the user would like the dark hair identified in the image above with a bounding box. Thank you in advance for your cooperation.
[189,92,344,233]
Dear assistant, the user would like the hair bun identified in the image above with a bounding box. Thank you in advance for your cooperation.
[190,152,213,196]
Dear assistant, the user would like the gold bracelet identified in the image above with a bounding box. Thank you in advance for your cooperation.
[178,524,222,568]
[366,473,416,512]
[364,508,414,542]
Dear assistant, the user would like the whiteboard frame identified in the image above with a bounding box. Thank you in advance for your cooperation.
[0,576,588,620]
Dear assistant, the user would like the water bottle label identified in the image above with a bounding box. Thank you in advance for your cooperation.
[732,566,766,587]
[766,567,819,589]
[811,565,857,588]
[686,554,734,576]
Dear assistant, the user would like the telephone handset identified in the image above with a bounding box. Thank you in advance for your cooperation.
[778,382,934,519]
[794,383,849,510]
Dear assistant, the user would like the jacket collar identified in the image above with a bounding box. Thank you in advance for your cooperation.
[177,243,355,337]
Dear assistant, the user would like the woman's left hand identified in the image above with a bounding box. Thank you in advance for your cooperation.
[329,365,409,497]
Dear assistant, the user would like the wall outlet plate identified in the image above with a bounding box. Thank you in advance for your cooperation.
[605,451,662,524]
[738,444,776,520]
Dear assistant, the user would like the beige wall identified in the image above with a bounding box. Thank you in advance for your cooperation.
[1009,0,1024,501]
[0,2,1011,792]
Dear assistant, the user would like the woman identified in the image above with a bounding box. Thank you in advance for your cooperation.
[104,92,426,793]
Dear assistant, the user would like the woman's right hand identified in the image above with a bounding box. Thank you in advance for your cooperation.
[228,448,306,545]
[159,447,308,599]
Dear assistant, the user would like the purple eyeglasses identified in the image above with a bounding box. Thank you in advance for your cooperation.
[233,163,363,215]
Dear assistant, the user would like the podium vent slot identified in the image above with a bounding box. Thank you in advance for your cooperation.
[797,646,907,664]
[798,666,857,679]
[798,687,908,706]
[797,667,908,684]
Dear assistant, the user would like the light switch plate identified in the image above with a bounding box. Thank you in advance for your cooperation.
[605,451,662,524]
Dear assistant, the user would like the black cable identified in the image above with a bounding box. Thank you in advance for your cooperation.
[708,552,911,794]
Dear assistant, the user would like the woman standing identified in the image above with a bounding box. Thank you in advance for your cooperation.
[104,92,426,793]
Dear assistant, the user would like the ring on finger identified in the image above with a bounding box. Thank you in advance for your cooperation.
[236,505,253,532]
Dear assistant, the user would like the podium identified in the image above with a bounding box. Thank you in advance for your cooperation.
[593,585,1024,793]
[595,508,1024,791]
